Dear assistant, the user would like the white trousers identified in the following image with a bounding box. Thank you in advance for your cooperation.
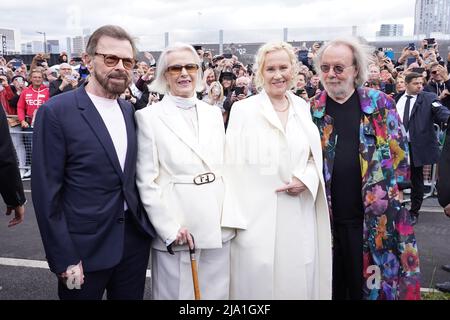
[151,241,230,300]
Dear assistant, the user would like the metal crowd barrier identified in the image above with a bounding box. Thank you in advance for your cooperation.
[8,127,33,180]
[403,124,445,202]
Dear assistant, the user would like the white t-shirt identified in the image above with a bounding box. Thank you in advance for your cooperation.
[87,92,129,211]
[87,92,128,171]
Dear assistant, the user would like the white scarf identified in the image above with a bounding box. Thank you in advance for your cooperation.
[168,92,197,110]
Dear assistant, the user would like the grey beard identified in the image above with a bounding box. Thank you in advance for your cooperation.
[94,70,130,95]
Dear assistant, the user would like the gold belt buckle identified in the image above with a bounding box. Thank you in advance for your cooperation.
[193,172,216,185]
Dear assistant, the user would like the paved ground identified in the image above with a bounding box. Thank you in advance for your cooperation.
[0,181,448,299]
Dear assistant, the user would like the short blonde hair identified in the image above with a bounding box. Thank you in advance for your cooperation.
[149,42,204,95]
[253,41,299,92]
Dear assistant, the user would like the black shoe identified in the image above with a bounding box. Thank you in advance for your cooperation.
[410,212,419,226]
[435,281,450,293]
[442,265,450,273]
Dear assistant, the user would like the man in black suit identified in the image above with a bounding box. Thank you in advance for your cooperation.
[32,25,155,300]
[395,72,450,224]
[435,123,450,293]
[0,105,25,226]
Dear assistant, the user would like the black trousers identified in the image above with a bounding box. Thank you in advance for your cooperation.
[409,145,424,214]
[332,222,364,300]
[58,213,151,300]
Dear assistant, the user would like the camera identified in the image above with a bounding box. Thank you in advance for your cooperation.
[295,89,306,96]
[425,38,436,45]
[298,50,309,62]
[408,43,416,51]
[384,83,395,95]
[411,67,425,74]
[406,57,417,66]
[223,53,232,59]
[234,86,244,96]
[12,60,23,69]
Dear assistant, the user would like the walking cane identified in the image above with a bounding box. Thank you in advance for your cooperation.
[189,234,201,300]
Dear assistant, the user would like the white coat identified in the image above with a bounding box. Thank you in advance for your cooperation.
[135,95,234,251]
[222,90,332,299]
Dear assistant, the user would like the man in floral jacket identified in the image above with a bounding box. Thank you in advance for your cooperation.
[310,38,420,300]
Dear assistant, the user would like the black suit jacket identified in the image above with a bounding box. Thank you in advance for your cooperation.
[31,85,155,274]
[395,91,450,166]
[49,78,84,97]
[437,129,450,207]
[0,106,25,207]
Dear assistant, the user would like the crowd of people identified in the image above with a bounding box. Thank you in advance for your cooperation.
[1,24,450,300]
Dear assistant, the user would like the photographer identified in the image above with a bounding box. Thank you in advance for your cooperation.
[305,74,323,98]
[1,75,26,178]
[134,66,163,110]
[0,75,15,115]
[30,53,49,73]
[49,63,80,97]
[120,87,138,106]
[7,75,26,110]
[397,44,424,69]
[223,75,250,127]
[293,72,309,101]
[424,62,450,109]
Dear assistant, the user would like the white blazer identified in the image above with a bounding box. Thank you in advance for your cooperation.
[135,95,233,251]
[222,90,332,299]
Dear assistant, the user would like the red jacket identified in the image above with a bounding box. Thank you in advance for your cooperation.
[17,84,50,124]
[0,85,15,115]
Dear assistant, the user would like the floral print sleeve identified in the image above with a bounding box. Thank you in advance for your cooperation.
[384,95,410,187]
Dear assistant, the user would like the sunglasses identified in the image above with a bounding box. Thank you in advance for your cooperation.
[95,52,135,70]
[431,70,439,75]
[166,64,199,75]
[320,64,353,74]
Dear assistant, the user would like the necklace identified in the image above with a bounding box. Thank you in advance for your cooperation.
[274,101,290,112]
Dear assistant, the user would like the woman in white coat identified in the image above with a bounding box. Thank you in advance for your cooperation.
[223,42,332,299]
[135,43,234,300]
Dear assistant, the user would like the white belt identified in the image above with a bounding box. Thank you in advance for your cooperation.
[171,172,221,185]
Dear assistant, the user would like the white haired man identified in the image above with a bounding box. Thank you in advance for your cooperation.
[311,38,421,300]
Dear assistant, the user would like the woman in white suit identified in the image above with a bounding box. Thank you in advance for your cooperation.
[223,42,332,299]
[135,43,234,300]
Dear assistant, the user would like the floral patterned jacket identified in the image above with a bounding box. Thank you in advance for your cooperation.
[311,87,421,300]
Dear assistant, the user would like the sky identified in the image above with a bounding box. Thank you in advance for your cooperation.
[2,0,417,51]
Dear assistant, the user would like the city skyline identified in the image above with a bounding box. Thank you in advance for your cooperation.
[2,0,419,52]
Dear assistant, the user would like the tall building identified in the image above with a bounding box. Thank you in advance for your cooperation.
[31,41,44,53]
[0,28,18,54]
[21,41,44,54]
[72,36,85,56]
[83,28,91,51]
[66,37,72,58]
[21,43,30,54]
[376,24,404,37]
[47,40,60,54]
[415,0,450,36]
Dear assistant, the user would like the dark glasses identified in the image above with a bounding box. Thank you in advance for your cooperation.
[431,70,439,75]
[320,64,353,74]
[166,64,199,75]
[95,52,135,70]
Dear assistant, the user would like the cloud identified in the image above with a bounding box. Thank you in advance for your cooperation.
[2,0,415,51]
